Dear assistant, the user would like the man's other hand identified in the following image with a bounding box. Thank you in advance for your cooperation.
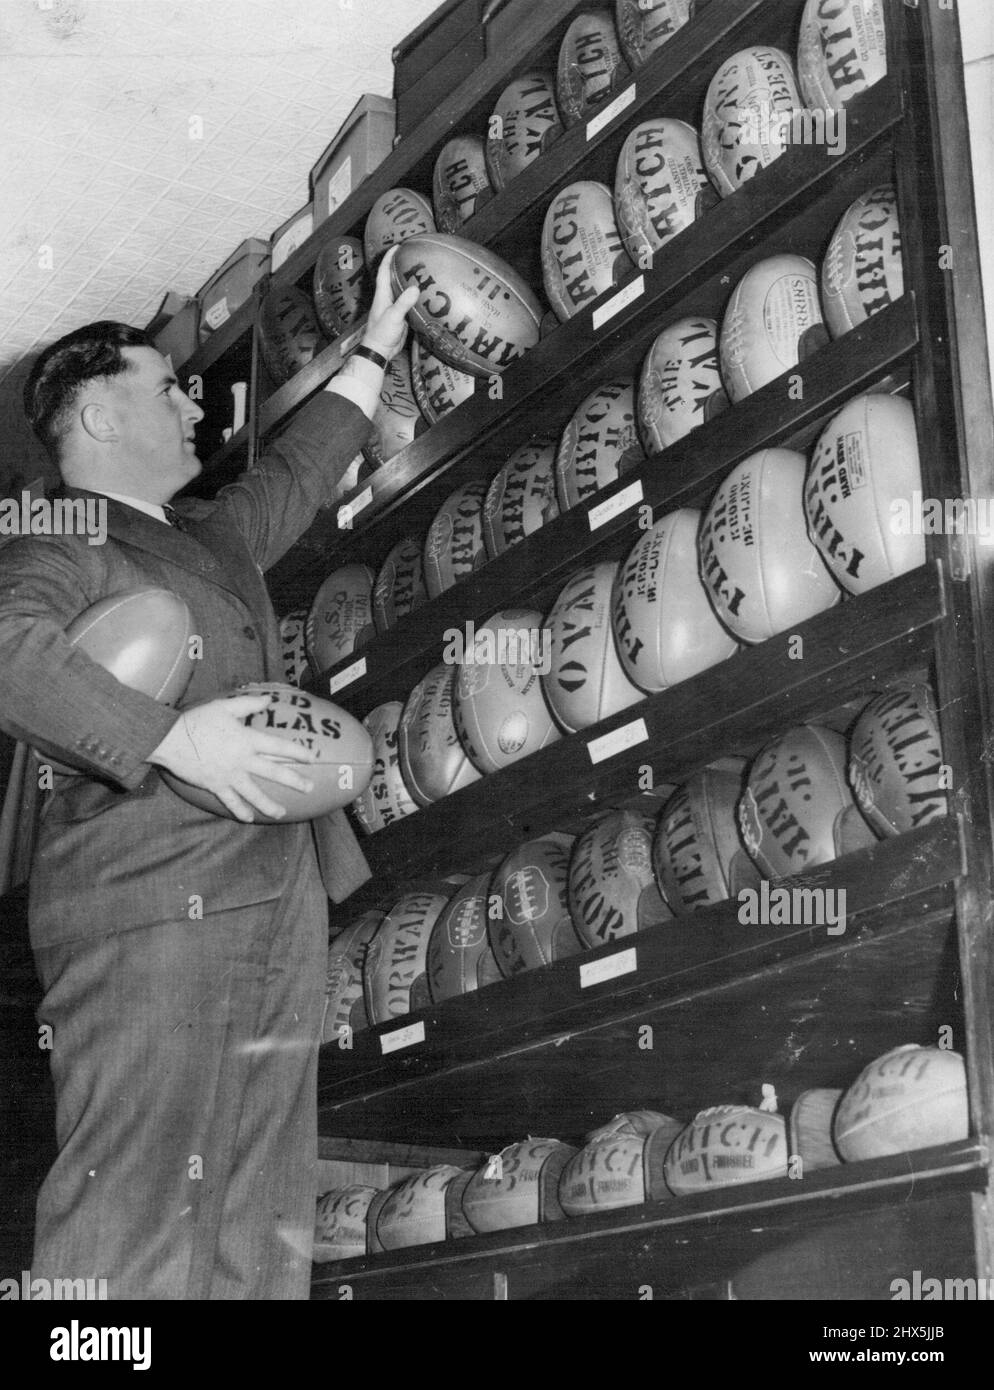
[362,245,420,360]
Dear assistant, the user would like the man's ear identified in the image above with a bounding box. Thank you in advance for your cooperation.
[79,400,117,444]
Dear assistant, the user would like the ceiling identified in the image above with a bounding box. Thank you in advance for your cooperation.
[0,0,440,485]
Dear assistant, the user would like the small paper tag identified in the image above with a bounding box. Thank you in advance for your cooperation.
[380,1020,426,1055]
[586,85,636,141]
[328,657,367,694]
[592,275,645,331]
[337,485,373,530]
[580,948,638,989]
[588,480,644,531]
[328,157,352,215]
[204,296,230,330]
[587,717,649,765]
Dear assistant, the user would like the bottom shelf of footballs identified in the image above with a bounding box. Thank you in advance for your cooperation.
[310,1043,977,1282]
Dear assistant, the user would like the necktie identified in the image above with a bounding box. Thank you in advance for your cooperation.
[163,505,187,532]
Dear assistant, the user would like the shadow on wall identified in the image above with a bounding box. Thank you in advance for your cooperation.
[0,357,58,497]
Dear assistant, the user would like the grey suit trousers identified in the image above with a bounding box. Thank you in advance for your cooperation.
[31,834,327,1300]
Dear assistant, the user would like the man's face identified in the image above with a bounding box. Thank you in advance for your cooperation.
[103,346,205,499]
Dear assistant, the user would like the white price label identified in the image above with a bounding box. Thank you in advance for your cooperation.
[328,157,352,215]
[592,275,645,332]
[580,948,638,989]
[337,485,373,531]
[203,296,230,330]
[586,84,636,142]
[328,657,366,695]
[587,717,649,765]
[588,480,644,532]
[380,1020,426,1055]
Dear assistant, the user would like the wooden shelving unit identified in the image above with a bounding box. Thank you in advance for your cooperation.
[169,0,994,1299]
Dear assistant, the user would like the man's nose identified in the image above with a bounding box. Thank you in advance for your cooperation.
[183,393,205,424]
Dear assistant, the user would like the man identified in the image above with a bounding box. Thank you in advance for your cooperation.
[0,248,418,1299]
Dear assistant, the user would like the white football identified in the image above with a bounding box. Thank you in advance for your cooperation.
[432,134,493,233]
[306,564,376,672]
[638,316,729,452]
[486,72,564,190]
[410,336,475,424]
[720,254,828,402]
[314,1185,378,1261]
[738,722,877,879]
[557,9,629,128]
[322,910,383,1043]
[363,890,450,1024]
[559,1113,684,1215]
[614,119,717,268]
[652,762,760,913]
[664,1106,789,1193]
[567,809,672,947]
[483,438,559,558]
[398,662,482,806]
[698,449,840,644]
[804,392,925,595]
[797,0,888,113]
[615,0,691,70]
[541,180,634,322]
[614,508,739,690]
[848,683,948,838]
[821,185,903,338]
[351,701,420,836]
[363,186,436,267]
[489,835,583,975]
[462,1138,578,1233]
[453,608,561,774]
[375,1165,465,1250]
[372,536,428,634]
[702,46,802,197]
[833,1045,968,1163]
[555,378,645,510]
[543,560,643,733]
[423,480,489,599]
[426,872,503,1003]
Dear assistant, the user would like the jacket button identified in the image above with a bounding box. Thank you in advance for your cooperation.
[243,625,256,640]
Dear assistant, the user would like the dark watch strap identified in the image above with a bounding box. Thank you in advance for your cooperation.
[350,343,389,370]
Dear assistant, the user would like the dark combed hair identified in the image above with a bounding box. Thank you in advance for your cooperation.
[23,321,154,460]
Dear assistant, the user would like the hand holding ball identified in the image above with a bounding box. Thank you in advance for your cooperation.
[155,682,373,823]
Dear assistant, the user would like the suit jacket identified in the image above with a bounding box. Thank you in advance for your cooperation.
[0,391,370,948]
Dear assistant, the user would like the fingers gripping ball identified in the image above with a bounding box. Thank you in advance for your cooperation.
[159,682,373,822]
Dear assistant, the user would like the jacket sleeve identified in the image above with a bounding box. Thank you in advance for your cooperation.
[0,536,179,790]
[204,390,372,573]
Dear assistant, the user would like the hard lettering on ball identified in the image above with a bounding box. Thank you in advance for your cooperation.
[638,317,729,451]
[821,186,903,338]
[485,72,564,190]
[797,0,887,113]
[541,181,634,323]
[391,233,543,378]
[555,379,645,510]
[614,119,717,267]
[556,10,629,127]
[362,187,436,267]
[432,135,493,233]
[313,235,371,338]
[702,47,801,197]
[615,0,691,69]
[159,682,374,822]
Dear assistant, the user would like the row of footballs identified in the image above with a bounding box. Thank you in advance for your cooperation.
[264,2,890,385]
[321,683,946,1032]
[339,178,903,488]
[314,1043,967,1259]
[281,390,926,828]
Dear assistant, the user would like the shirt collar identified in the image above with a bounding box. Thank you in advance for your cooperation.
[97,490,169,524]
